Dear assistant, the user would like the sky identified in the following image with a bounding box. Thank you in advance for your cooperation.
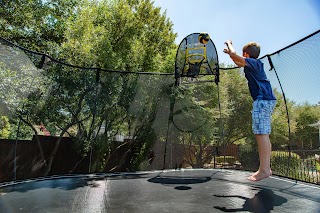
[153,0,320,104]
[153,0,320,64]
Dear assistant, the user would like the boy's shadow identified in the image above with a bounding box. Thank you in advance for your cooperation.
[213,187,287,213]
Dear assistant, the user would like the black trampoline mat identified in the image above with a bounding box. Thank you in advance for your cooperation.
[0,169,319,213]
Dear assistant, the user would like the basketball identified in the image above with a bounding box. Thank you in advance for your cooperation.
[198,32,210,44]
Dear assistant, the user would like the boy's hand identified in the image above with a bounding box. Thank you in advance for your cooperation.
[223,40,233,54]
[223,48,230,54]
[225,40,232,45]
[222,40,245,67]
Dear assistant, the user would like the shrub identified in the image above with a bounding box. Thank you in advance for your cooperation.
[215,156,235,165]
[238,147,259,171]
[271,151,301,178]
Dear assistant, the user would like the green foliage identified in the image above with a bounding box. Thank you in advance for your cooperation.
[215,156,235,165]
[132,124,157,171]
[0,116,10,138]
[238,146,259,171]
[62,0,176,72]
[292,104,319,149]
[271,151,301,178]
[0,0,79,54]
[158,46,177,73]
[88,135,112,172]
[218,68,252,146]
[7,118,34,140]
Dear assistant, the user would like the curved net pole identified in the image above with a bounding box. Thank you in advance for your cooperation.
[267,55,292,175]
[216,82,225,169]
[162,85,175,170]
[88,69,101,173]
[13,120,22,180]
[267,55,291,147]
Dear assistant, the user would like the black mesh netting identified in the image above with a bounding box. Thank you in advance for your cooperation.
[0,30,319,183]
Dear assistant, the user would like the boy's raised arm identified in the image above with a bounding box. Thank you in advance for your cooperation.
[223,41,246,67]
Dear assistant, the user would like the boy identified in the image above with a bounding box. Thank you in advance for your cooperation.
[224,41,276,181]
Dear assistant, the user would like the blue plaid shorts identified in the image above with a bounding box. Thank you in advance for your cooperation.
[252,100,276,134]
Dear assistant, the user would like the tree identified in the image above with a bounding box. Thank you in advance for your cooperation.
[15,0,177,174]
[60,0,176,70]
[293,104,319,149]
[219,67,252,145]
[0,0,79,55]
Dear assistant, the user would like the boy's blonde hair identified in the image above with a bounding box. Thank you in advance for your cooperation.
[242,42,260,59]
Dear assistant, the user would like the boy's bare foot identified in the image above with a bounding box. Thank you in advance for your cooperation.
[247,169,272,182]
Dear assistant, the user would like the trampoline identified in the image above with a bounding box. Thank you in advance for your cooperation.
[1,169,319,213]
